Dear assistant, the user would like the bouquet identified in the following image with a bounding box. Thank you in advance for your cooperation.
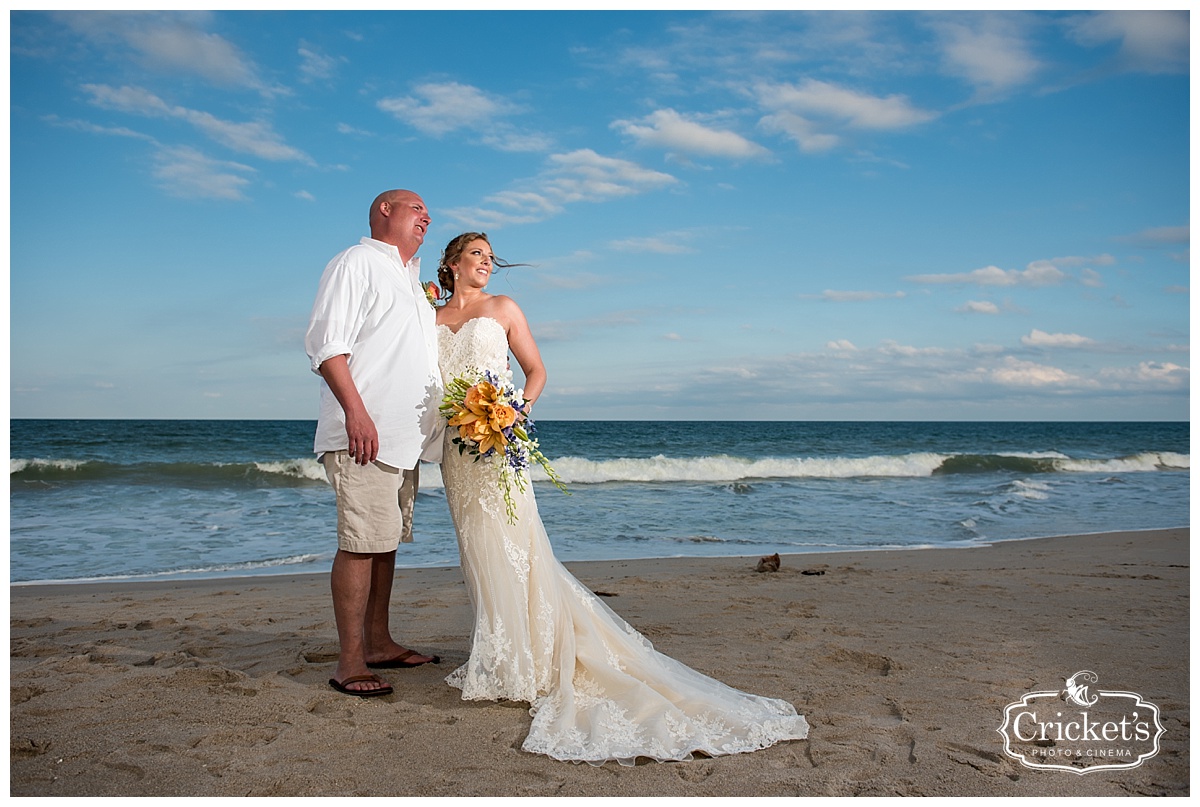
[440,369,568,524]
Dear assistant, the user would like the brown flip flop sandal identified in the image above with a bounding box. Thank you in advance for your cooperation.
[328,673,393,697]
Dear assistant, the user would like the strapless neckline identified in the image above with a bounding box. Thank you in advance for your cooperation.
[437,316,504,336]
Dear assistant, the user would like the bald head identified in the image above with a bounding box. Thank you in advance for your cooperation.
[369,189,430,263]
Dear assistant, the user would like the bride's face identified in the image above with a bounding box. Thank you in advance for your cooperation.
[452,238,495,290]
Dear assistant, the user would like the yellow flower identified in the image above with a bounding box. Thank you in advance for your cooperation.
[447,404,479,428]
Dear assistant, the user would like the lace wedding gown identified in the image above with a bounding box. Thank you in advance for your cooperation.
[438,316,809,765]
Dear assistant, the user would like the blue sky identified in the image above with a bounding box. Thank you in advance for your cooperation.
[9,9,1191,421]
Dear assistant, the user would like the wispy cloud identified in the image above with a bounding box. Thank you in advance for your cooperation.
[377,81,550,152]
[298,41,341,84]
[481,130,555,153]
[1021,329,1097,348]
[754,78,936,154]
[336,122,373,137]
[1120,225,1189,246]
[930,12,1042,97]
[1099,361,1189,386]
[1065,10,1190,75]
[378,81,521,135]
[608,232,699,254]
[756,79,937,130]
[757,111,840,153]
[42,114,156,143]
[811,289,907,302]
[46,113,256,201]
[957,300,1000,315]
[907,261,1068,287]
[57,11,280,95]
[612,108,771,160]
[151,144,255,201]
[83,83,313,164]
[445,149,678,229]
[987,356,1092,388]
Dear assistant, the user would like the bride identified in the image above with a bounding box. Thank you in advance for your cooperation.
[433,232,808,765]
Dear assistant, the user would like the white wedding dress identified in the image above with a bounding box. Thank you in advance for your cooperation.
[437,316,808,765]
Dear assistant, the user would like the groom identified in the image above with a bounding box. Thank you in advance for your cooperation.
[305,189,444,696]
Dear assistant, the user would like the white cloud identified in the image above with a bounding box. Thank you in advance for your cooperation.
[609,233,698,254]
[612,109,771,160]
[1080,268,1104,288]
[907,261,1067,287]
[1021,329,1097,348]
[1042,253,1116,267]
[378,81,520,136]
[1066,10,1190,74]
[43,114,155,143]
[931,13,1041,94]
[294,190,315,202]
[186,111,312,163]
[756,79,937,130]
[445,150,678,229]
[544,150,678,203]
[58,11,275,93]
[880,340,950,357]
[1099,361,1189,388]
[336,122,372,137]
[83,83,313,164]
[377,82,551,153]
[151,144,255,201]
[1121,225,1190,246]
[481,130,555,153]
[818,289,906,302]
[298,42,339,83]
[957,300,1000,315]
[988,356,1087,387]
[825,339,858,352]
[758,111,840,153]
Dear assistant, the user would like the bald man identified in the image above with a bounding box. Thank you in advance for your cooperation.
[305,190,445,696]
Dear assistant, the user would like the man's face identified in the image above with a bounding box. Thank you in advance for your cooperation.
[387,192,430,249]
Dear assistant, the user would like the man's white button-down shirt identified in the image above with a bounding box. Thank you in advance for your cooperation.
[305,237,444,468]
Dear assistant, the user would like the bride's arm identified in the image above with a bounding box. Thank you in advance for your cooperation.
[499,298,546,407]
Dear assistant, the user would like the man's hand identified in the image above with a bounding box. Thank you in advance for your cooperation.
[344,407,379,465]
[318,354,378,465]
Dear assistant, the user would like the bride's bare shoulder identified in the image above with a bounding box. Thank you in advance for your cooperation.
[484,295,525,329]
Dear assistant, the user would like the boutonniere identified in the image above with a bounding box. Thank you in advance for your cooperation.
[423,280,441,308]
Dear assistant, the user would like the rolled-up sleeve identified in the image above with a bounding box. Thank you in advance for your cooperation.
[305,254,366,374]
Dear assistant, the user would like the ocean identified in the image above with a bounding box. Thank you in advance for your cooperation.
[9,419,1189,585]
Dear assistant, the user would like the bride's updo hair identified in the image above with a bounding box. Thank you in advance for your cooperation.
[437,232,524,298]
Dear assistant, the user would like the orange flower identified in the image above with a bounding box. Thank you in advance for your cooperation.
[464,381,499,413]
[488,404,517,432]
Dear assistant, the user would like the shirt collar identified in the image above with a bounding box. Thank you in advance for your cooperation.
[359,236,421,271]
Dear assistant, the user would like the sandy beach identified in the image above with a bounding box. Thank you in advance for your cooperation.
[10,528,1188,797]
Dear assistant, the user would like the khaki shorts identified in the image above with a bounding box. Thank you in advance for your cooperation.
[320,451,419,553]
